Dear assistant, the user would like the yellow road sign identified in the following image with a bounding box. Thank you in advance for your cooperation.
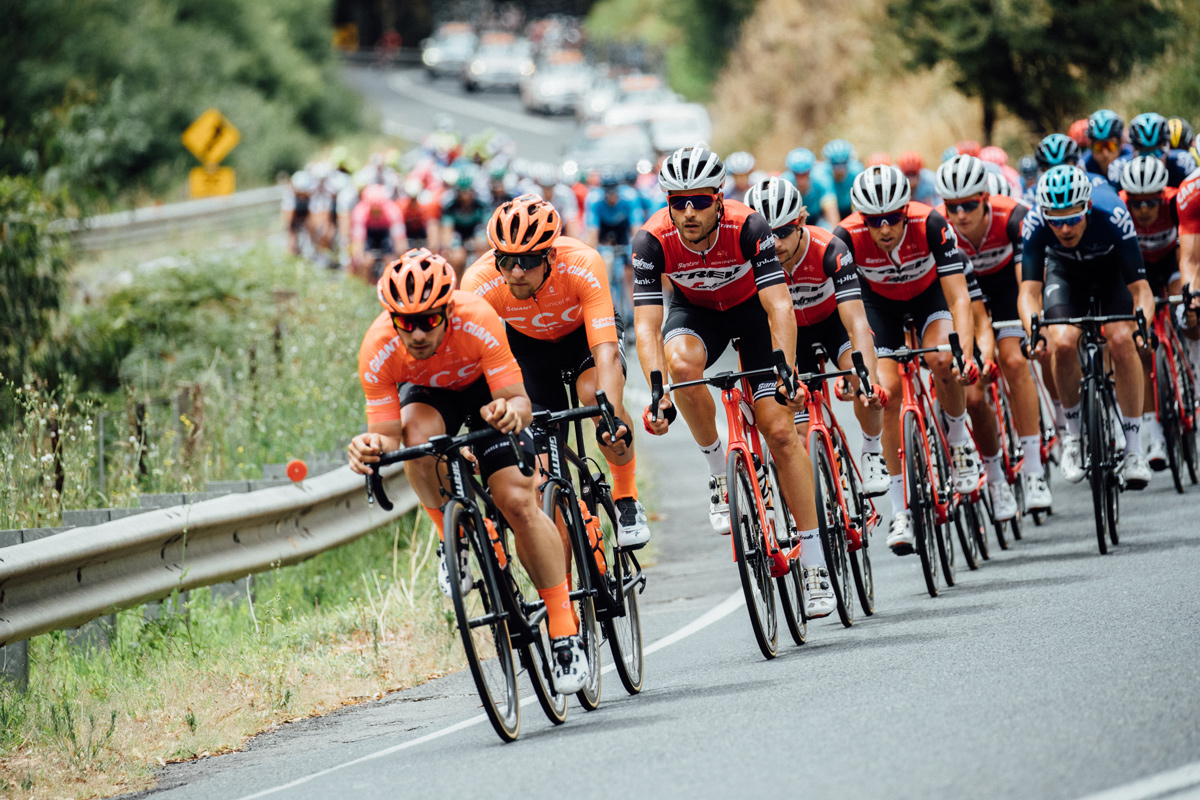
[182,109,240,165]
[189,166,236,198]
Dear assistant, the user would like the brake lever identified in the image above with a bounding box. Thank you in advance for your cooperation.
[508,431,533,477]
[772,348,796,406]
[947,331,965,374]
[851,350,873,399]
[367,469,394,512]
[650,370,663,423]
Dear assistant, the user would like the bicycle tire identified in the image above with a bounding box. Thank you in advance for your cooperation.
[1179,345,1200,485]
[593,489,644,695]
[444,500,521,741]
[956,495,982,570]
[1102,388,1120,547]
[522,612,568,725]
[768,461,808,645]
[811,432,853,627]
[1084,379,1110,554]
[998,387,1025,541]
[728,449,779,658]
[1157,347,1185,494]
[904,412,939,598]
[542,483,602,711]
[926,415,957,588]
[840,436,875,616]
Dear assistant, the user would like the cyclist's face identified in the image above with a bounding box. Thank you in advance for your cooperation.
[866,215,906,252]
[667,189,722,246]
[396,302,451,359]
[1127,193,1162,227]
[1045,203,1089,247]
[772,216,808,264]
[497,251,551,300]
[792,172,811,192]
[946,193,987,230]
[1091,139,1120,170]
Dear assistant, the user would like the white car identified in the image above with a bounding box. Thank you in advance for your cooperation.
[462,34,535,93]
[601,76,683,127]
[647,104,713,153]
[520,59,594,115]
[421,24,477,79]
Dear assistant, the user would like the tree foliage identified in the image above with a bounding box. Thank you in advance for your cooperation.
[887,0,1181,135]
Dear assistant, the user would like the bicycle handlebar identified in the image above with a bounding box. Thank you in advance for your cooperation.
[851,350,874,400]
[1027,309,1150,358]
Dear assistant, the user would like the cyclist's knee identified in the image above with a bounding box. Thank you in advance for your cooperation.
[665,345,705,381]
[490,476,541,526]
[925,351,954,379]
[1000,348,1027,379]
[758,413,801,454]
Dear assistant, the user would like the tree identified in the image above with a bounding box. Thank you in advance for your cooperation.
[887,0,1181,139]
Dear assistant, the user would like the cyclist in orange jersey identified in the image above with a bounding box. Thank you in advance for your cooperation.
[348,249,589,694]
[463,195,650,548]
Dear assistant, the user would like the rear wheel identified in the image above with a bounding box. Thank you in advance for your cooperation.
[811,432,854,627]
[1175,344,1199,484]
[594,490,644,695]
[927,417,957,588]
[1157,347,1185,494]
[842,437,875,616]
[728,450,778,659]
[904,412,939,598]
[768,462,808,645]
[444,501,521,742]
[956,496,982,570]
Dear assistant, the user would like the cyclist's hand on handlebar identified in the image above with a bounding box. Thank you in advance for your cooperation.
[481,398,522,434]
[834,376,856,402]
[982,359,1000,383]
[642,398,675,436]
[861,384,887,411]
[776,377,808,412]
[954,359,980,386]
[597,415,632,453]
[348,433,386,475]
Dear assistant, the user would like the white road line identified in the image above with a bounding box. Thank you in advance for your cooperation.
[386,73,565,137]
[1075,762,1200,800]
[233,590,742,800]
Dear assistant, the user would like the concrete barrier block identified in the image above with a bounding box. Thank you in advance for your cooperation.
[204,480,254,494]
[138,493,188,509]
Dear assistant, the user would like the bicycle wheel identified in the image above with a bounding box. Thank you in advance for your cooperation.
[956,495,982,570]
[926,416,957,588]
[998,391,1025,541]
[1084,379,1110,554]
[904,412,939,598]
[542,483,601,711]
[840,436,875,616]
[768,462,808,645]
[810,432,853,627]
[522,608,568,725]
[1157,347,1185,494]
[1179,345,1200,485]
[592,488,644,695]
[444,500,521,741]
[1102,388,1120,547]
[728,450,779,658]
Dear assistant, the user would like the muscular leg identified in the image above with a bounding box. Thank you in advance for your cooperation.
[837,348,883,438]
[399,403,451,512]
[1000,337,1039,438]
[489,466,568,590]
[665,334,720,448]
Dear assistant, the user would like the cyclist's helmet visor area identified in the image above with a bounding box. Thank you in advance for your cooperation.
[378,248,457,315]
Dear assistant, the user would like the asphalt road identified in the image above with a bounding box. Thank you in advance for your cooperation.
[130,68,1200,800]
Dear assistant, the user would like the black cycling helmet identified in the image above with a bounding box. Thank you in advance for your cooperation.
[1035,134,1081,169]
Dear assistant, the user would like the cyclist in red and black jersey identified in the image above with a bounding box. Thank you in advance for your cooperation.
[746,177,887,486]
[935,155,1053,518]
[1120,155,1185,469]
[633,148,818,603]
[833,165,981,555]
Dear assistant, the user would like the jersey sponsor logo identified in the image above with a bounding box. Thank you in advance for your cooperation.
[367,336,401,374]
[365,396,393,406]
[1109,206,1138,240]
[430,364,479,388]
[836,271,857,285]
[631,255,655,273]
[965,243,1014,276]
[486,365,508,376]
[590,315,615,329]
[633,275,656,285]
[531,306,581,329]
[788,280,835,309]
[666,261,753,292]
[475,274,506,296]
[462,320,501,349]
[838,251,854,269]
[362,371,380,384]
[1045,283,1065,298]
[565,262,602,291]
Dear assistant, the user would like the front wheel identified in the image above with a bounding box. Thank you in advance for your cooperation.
[592,489,644,695]
[728,450,778,659]
[544,483,602,711]
[1084,379,1110,554]
[904,412,939,598]
[811,431,853,627]
[768,461,808,645]
[1157,347,1186,494]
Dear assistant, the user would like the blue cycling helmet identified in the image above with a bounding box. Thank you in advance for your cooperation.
[599,169,621,189]
[1036,165,1092,211]
[1129,112,1169,150]
[785,147,816,175]
[941,146,960,163]
[822,139,854,166]
[1018,155,1039,183]
[1035,133,1081,169]
[1088,109,1125,142]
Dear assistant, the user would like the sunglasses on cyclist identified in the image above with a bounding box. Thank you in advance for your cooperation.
[863,210,905,227]
[1046,212,1086,228]
[1091,140,1119,154]
[771,223,799,239]
[945,199,982,214]
[1127,197,1162,210]
[392,308,449,333]
[667,194,718,211]
[495,250,550,272]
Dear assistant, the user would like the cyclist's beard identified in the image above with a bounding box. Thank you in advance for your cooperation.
[682,207,722,246]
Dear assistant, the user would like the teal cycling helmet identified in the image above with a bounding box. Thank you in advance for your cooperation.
[1088,109,1124,142]
[822,139,854,166]
[1036,165,1092,211]
[1035,134,1080,169]
[941,146,960,163]
[1129,112,1169,151]
[785,148,816,175]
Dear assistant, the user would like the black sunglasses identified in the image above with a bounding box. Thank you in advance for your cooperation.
[495,250,550,272]
[863,210,905,228]
[1127,198,1162,210]
[772,223,799,239]
[392,309,449,333]
[945,200,982,214]
[667,194,717,211]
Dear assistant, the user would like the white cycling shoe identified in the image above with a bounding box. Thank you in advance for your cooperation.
[708,474,731,534]
[550,634,590,694]
[1060,434,1086,484]
[615,498,651,548]
[1024,473,1053,511]
[437,541,473,599]
[887,512,916,555]
[860,452,889,497]
[803,566,837,619]
[951,441,983,493]
[1120,451,1152,490]
[1146,437,1169,472]
[988,479,1019,521]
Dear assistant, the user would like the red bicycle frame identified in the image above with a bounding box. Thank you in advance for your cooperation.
[895,348,962,525]
[1152,300,1198,435]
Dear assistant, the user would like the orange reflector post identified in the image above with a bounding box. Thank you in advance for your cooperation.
[286,459,308,482]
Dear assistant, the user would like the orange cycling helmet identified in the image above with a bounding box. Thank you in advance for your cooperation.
[486,193,561,254]
[866,151,892,167]
[956,139,982,157]
[377,248,457,315]
[896,151,924,175]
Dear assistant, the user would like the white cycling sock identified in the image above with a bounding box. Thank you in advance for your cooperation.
[1122,415,1142,454]
[1063,403,1082,436]
[983,451,1005,483]
[798,528,826,569]
[888,474,906,516]
[1019,435,1044,478]
[861,430,883,455]
[945,411,971,445]
[699,439,726,476]
[1143,412,1163,445]
[1053,400,1067,431]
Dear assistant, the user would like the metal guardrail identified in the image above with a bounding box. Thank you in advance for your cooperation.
[65,185,284,252]
[0,465,418,647]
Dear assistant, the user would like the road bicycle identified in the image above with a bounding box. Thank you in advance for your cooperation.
[1029,303,1149,555]
[1151,287,1199,492]
[800,346,880,625]
[653,347,807,659]
[533,381,645,700]
[366,429,563,742]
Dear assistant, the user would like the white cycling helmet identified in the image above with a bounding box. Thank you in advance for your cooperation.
[1036,164,1092,211]
[936,155,990,200]
[291,170,315,193]
[985,171,1017,198]
[744,177,804,229]
[851,165,911,215]
[1120,155,1169,195]
[658,146,726,192]
[726,151,756,175]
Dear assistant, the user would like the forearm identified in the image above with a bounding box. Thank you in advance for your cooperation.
[840,303,880,382]
[1181,234,1200,290]
[592,343,629,419]
[1018,282,1044,340]
[972,300,996,360]
[1131,280,1155,325]
[760,286,798,369]
[634,307,667,384]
